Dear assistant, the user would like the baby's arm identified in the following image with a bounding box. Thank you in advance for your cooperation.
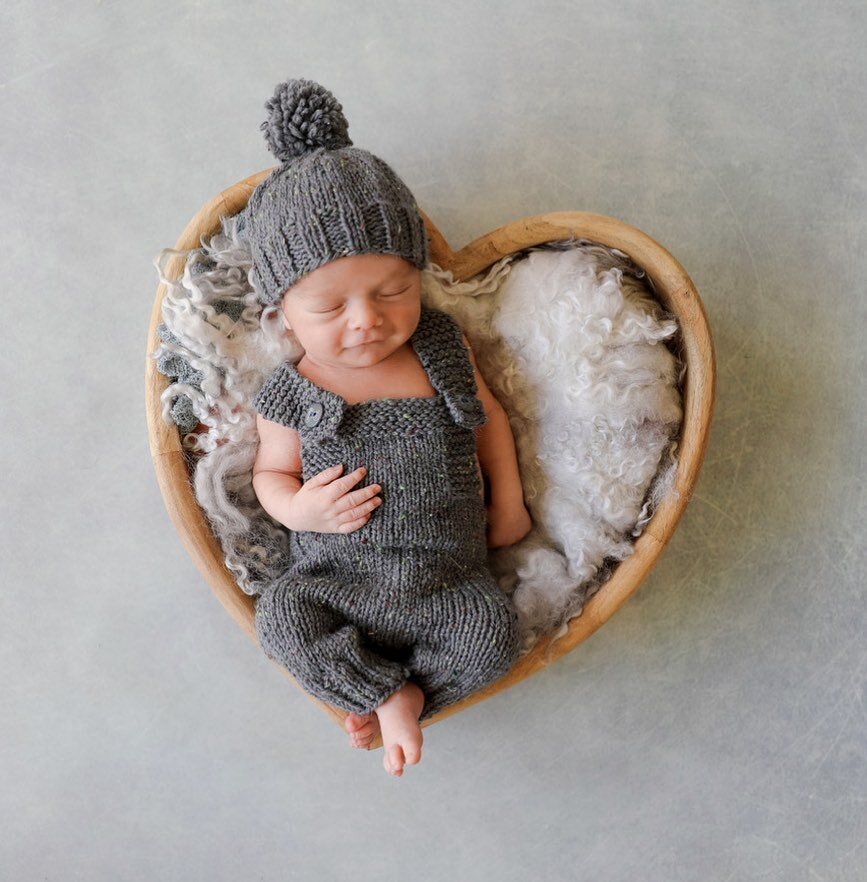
[460,333,533,548]
[252,414,382,533]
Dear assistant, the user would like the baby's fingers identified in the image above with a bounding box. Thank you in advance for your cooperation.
[326,465,369,499]
[338,482,382,511]
[336,513,371,533]
[308,463,344,486]
[335,494,382,531]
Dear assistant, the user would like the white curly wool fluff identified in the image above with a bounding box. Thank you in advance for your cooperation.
[152,218,683,651]
[419,246,682,644]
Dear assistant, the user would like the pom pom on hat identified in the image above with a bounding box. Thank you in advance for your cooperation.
[260,78,353,162]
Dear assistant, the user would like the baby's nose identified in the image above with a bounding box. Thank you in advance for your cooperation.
[349,300,382,328]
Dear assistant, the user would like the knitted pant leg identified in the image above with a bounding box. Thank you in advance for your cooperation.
[408,570,521,721]
[255,573,411,716]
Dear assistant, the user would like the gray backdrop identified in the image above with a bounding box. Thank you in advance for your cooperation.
[3,1,865,880]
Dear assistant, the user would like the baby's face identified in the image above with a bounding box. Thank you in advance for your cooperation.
[280,253,422,370]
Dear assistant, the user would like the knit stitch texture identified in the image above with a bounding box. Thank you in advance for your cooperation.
[237,79,429,306]
[252,304,521,720]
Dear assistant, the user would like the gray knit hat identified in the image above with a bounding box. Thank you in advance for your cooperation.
[237,78,429,306]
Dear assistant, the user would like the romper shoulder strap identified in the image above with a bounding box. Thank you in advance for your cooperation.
[413,305,488,429]
[252,360,346,441]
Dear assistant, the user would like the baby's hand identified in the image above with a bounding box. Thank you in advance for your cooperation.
[289,464,382,533]
[485,500,533,549]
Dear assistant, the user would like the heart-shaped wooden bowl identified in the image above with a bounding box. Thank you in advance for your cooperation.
[146,170,715,742]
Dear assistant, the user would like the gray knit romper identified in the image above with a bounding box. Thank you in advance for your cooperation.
[253,305,521,721]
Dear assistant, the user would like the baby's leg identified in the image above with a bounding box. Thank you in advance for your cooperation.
[409,571,520,721]
[255,573,412,718]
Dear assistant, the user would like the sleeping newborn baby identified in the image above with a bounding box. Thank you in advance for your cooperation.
[243,78,531,777]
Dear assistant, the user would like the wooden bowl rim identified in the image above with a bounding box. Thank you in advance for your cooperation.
[145,168,716,734]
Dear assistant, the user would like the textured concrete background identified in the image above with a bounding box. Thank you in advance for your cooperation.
[3,1,865,879]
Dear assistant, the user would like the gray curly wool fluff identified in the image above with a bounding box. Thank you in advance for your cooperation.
[236,78,428,306]
[151,218,683,649]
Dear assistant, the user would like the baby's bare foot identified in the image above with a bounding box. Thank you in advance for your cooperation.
[375,682,425,777]
[344,711,380,749]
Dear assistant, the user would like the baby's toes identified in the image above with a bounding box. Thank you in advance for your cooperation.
[383,745,405,777]
[348,729,375,749]
[356,719,378,739]
[344,711,373,734]
[402,739,422,766]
